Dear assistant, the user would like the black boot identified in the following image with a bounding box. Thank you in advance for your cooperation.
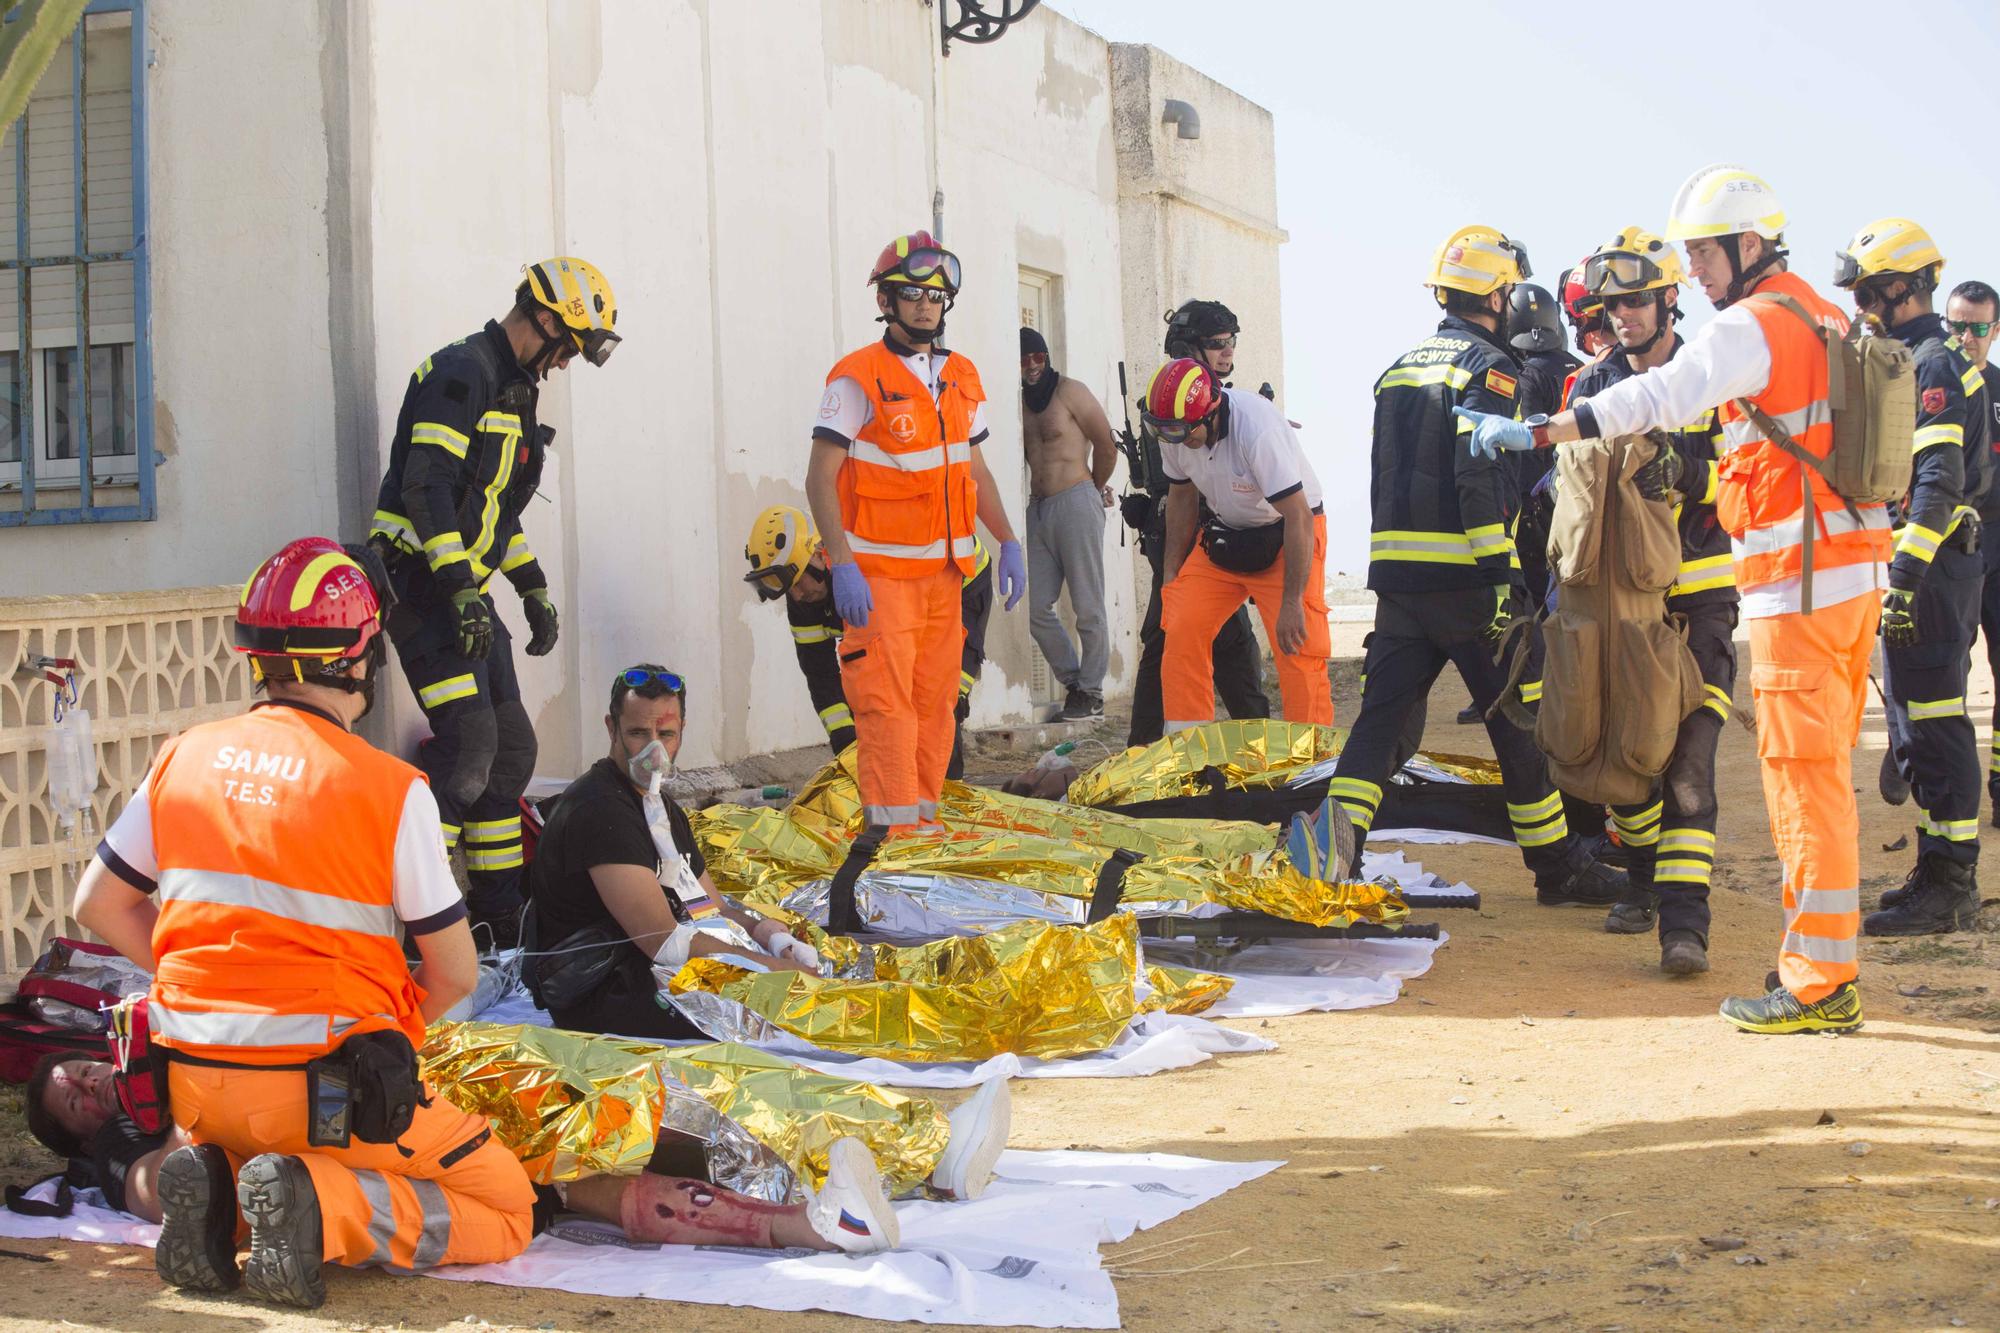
[1863,857,1981,936]
[155,1144,241,1292]
[1877,861,1924,911]
[1536,839,1627,907]
[237,1154,327,1310]
[1660,930,1709,976]
[1455,703,1482,725]
[1604,887,1659,934]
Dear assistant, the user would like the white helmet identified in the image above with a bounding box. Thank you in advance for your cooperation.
[1663,164,1788,243]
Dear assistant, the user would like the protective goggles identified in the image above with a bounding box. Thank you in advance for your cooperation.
[1142,409,1211,444]
[617,667,686,693]
[1831,250,1866,290]
[1947,318,1996,338]
[890,246,961,293]
[745,561,801,601]
[892,285,950,306]
[1583,250,1668,295]
[572,326,621,368]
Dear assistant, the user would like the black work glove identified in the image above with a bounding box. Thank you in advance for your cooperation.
[522,588,559,657]
[1633,440,1684,503]
[450,587,495,661]
[1880,587,1919,648]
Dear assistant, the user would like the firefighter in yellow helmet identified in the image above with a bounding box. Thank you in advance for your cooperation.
[1332,225,1629,909]
[744,503,994,777]
[368,257,621,948]
[1833,219,1990,937]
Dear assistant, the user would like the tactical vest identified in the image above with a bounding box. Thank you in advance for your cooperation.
[1535,434,1705,805]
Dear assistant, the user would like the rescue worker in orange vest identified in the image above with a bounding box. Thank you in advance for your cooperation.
[73,538,536,1307]
[1833,221,1990,937]
[1459,165,1894,1034]
[805,231,1025,832]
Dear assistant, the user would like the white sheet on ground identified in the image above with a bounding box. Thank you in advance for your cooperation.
[0,1150,1279,1330]
[1359,848,1482,896]
[1368,826,1510,847]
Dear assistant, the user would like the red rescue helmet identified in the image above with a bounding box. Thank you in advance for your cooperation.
[232,537,387,683]
[1142,358,1222,443]
[1558,261,1606,352]
[868,230,961,294]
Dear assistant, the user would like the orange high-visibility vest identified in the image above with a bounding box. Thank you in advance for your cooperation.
[827,341,984,579]
[145,704,428,1066]
[1714,271,1894,591]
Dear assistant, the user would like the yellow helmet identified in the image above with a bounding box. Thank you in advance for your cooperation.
[743,505,822,601]
[1582,226,1685,296]
[523,257,621,366]
[1833,217,1945,292]
[1426,226,1532,300]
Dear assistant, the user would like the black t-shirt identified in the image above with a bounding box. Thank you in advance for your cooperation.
[527,758,707,955]
[87,1114,165,1215]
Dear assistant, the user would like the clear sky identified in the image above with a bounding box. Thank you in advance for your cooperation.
[1060,0,2000,579]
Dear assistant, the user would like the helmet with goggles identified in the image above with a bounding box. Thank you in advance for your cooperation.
[1426,225,1531,300]
[1833,217,1944,297]
[521,257,620,367]
[233,537,394,714]
[1583,226,1685,296]
[743,505,822,602]
[869,230,961,295]
[1142,358,1222,444]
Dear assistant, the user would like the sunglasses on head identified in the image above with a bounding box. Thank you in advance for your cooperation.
[618,667,686,692]
[894,285,949,306]
[1947,318,1996,338]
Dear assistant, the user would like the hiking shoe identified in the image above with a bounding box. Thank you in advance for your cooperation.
[931,1077,1011,1201]
[1864,859,1981,936]
[1604,892,1659,934]
[1455,703,1482,725]
[1719,981,1863,1034]
[1536,843,1627,907]
[155,1143,241,1292]
[1878,749,1911,806]
[1286,794,1358,883]
[1059,688,1104,721]
[804,1137,898,1254]
[237,1154,326,1310]
[1660,930,1709,976]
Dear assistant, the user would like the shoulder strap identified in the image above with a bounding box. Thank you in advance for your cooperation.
[1739,291,1827,343]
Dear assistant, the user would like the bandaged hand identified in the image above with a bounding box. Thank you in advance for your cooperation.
[766,930,822,972]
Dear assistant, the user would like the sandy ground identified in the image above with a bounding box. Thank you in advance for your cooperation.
[3,643,1999,1331]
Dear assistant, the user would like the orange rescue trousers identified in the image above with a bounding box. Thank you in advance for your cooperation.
[840,566,966,830]
[169,1063,535,1271]
[1746,591,1879,1004]
[1161,512,1334,729]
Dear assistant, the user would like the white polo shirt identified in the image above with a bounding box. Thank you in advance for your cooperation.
[811,338,990,447]
[1159,386,1322,529]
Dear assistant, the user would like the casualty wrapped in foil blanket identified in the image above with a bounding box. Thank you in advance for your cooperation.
[420,1021,949,1197]
[689,745,1407,933]
[668,914,1218,1062]
[1063,718,1500,807]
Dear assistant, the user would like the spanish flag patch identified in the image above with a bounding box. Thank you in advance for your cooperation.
[1484,369,1518,398]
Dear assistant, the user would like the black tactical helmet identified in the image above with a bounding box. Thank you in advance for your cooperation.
[1164,300,1240,357]
[1507,284,1564,354]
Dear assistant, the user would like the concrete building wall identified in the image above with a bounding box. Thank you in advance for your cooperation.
[6,0,1285,779]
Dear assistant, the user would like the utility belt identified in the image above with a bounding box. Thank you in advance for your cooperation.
[1201,509,1321,574]
[165,1028,429,1154]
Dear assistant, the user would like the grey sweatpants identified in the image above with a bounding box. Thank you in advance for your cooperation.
[1026,478,1109,693]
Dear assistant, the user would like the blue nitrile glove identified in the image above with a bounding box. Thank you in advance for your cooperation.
[1453,407,1535,460]
[832,561,873,628]
[998,539,1027,610]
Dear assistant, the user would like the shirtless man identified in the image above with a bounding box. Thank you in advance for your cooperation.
[1021,326,1118,720]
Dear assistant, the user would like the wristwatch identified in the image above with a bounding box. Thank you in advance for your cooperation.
[1525,413,1554,449]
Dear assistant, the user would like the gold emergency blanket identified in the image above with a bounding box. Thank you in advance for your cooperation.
[420,1021,948,1195]
[689,747,1406,931]
[1063,719,1501,808]
[669,915,1145,1062]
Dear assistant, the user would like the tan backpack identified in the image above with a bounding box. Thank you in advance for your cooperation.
[1534,433,1705,806]
[1731,293,1915,611]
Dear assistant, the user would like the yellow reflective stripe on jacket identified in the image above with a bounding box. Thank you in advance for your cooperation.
[959,668,977,697]
[1378,363,1474,393]
[1702,684,1732,720]
[1370,530,1476,565]
[1670,552,1736,596]
[370,508,419,553]
[1913,422,1964,453]
[1960,362,1983,397]
[1699,459,1720,505]
[964,534,992,584]
[1465,523,1511,559]
[818,702,854,732]
[1895,522,1944,563]
[412,422,469,459]
[464,421,519,573]
[498,531,536,574]
[792,624,837,645]
[423,530,471,572]
[479,411,523,439]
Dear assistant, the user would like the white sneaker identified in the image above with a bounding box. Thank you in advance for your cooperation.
[931,1076,1011,1201]
[805,1136,899,1254]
